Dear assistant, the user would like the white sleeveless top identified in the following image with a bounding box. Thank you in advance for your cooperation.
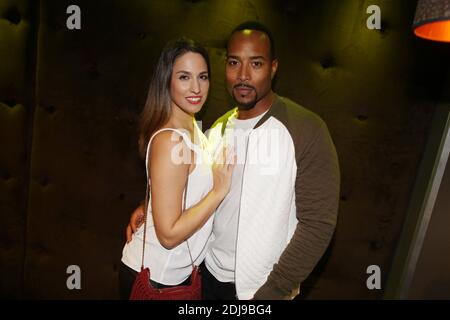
[121,126,213,285]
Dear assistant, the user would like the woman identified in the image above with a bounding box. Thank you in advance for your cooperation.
[119,38,234,299]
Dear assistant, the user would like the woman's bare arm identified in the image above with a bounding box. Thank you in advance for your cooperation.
[149,131,233,249]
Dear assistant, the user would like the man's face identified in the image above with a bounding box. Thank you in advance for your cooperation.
[226,30,278,110]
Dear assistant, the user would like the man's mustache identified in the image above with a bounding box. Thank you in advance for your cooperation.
[233,83,255,91]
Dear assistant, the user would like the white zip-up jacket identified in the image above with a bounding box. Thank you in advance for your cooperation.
[207,95,340,299]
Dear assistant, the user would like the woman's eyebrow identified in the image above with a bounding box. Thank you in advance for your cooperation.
[175,70,208,74]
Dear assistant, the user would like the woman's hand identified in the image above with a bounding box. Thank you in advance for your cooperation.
[211,145,236,199]
[126,203,145,243]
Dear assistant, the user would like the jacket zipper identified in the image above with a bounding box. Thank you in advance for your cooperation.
[234,130,251,297]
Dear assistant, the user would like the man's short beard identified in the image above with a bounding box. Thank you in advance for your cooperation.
[232,93,258,110]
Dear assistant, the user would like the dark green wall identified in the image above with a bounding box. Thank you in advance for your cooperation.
[1,0,449,299]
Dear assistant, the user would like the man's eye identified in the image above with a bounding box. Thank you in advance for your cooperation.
[252,61,263,67]
[228,60,238,66]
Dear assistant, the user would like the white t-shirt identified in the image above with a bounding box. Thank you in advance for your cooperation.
[205,111,267,283]
[122,126,213,285]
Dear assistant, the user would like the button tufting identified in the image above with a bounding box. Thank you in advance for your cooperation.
[4,7,21,25]
[320,56,335,69]
[378,21,389,36]
[357,115,368,121]
[39,176,50,186]
[4,97,17,108]
[2,172,12,180]
[42,105,56,114]
[370,240,383,251]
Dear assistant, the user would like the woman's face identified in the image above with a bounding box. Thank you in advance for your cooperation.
[170,52,209,115]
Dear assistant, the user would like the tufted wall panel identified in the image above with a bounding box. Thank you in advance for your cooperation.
[1,0,449,299]
[0,0,39,298]
[271,0,450,299]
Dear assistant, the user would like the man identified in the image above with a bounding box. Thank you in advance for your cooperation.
[126,21,340,300]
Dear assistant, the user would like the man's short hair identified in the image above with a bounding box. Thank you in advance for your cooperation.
[230,21,276,60]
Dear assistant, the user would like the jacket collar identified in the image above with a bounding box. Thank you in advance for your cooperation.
[253,94,286,129]
[218,94,286,135]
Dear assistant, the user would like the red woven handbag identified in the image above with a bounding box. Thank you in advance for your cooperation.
[129,164,202,300]
[129,265,201,300]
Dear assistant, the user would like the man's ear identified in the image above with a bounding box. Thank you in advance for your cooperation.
[271,59,279,80]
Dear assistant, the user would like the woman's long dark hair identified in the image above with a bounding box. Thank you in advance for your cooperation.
[138,38,211,159]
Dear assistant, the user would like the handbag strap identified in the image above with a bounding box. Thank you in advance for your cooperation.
[141,144,195,271]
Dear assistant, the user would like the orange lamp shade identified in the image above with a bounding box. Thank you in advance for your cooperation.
[413,0,450,42]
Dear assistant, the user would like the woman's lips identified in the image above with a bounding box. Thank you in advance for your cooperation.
[186,96,202,104]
